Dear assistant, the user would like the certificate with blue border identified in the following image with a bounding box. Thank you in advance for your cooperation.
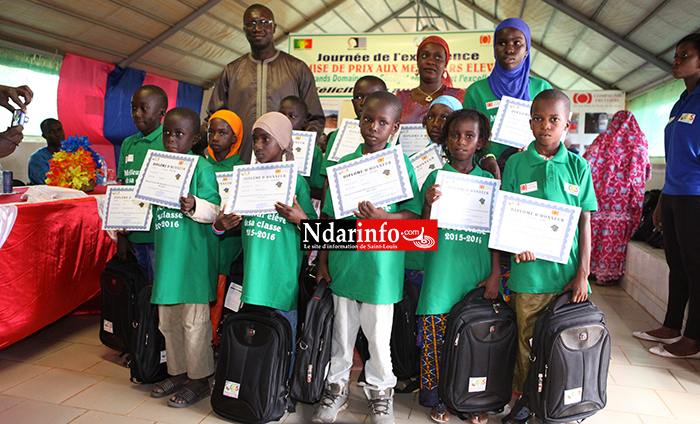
[292,130,316,177]
[133,150,197,209]
[215,172,234,209]
[491,96,533,148]
[102,186,152,231]
[397,123,430,156]
[226,162,297,215]
[430,171,499,233]
[327,119,399,162]
[488,192,582,264]
[327,145,412,219]
[409,143,445,190]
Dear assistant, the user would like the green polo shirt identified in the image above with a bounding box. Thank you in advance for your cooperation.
[118,125,165,244]
[463,77,552,158]
[319,130,338,177]
[322,143,422,304]
[501,141,597,294]
[207,154,245,275]
[417,163,495,315]
[306,145,325,189]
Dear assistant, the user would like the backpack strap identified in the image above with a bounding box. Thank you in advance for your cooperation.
[549,290,574,313]
[462,286,507,305]
[501,393,530,424]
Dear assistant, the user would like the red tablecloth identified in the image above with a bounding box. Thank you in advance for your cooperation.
[0,195,115,349]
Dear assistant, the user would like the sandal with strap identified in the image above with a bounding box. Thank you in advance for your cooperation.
[150,378,181,399]
[167,386,210,408]
[468,411,489,424]
[430,404,450,423]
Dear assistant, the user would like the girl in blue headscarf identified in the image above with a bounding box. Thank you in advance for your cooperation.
[463,17,552,176]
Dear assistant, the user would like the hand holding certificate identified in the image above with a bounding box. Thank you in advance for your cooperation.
[102,186,152,231]
[491,96,533,149]
[249,131,316,177]
[215,172,234,208]
[488,192,581,264]
[225,162,297,215]
[430,171,499,233]
[327,119,399,162]
[133,150,198,209]
[409,144,445,189]
[327,145,413,219]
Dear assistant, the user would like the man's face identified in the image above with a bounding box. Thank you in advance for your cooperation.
[244,7,276,50]
[43,121,65,149]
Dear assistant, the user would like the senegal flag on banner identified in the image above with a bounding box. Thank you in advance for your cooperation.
[294,39,313,49]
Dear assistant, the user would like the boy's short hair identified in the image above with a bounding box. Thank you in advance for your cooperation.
[281,95,308,116]
[40,118,60,134]
[135,85,168,111]
[355,75,387,91]
[245,3,274,20]
[531,89,570,117]
[165,107,201,132]
[363,91,402,122]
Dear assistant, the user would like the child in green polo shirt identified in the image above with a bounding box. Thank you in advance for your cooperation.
[418,108,500,424]
[149,107,221,408]
[116,85,168,279]
[313,91,421,424]
[500,90,597,405]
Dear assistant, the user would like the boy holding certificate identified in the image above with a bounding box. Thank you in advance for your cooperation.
[500,90,597,408]
[313,92,421,424]
[116,85,168,279]
[149,107,221,408]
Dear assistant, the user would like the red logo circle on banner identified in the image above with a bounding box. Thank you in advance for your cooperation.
[480,35,492,45]
[573,93,592,104]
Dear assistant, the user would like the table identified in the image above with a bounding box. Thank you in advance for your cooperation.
[0,187,115,349]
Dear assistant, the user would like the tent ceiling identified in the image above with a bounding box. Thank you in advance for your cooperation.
[0,0,698,98]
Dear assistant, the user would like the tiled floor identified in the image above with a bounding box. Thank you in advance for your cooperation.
[1,285,699,424]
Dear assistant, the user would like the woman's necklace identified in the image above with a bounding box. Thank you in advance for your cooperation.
[416,84,443,102]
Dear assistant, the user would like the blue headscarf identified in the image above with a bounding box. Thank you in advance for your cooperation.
[428,95,463,113]
[487,18,532,101]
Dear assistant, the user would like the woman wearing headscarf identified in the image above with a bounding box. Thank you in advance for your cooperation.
[583,111,651,286]
[464,17,552,177]
[397,36,465,125]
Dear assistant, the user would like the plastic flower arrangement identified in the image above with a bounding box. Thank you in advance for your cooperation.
[45,135,104,190]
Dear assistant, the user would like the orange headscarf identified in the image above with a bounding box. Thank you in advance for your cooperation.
[207,110,243,161]
[417,35,453,87]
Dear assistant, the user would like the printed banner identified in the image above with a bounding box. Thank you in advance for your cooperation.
[290,31,494,97]
[563,90,625,153]
[300,219,438,251]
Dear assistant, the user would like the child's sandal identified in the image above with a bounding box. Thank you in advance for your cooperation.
[430,405,450,423]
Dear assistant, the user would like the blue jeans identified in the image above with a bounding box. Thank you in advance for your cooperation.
[132,242,155,281]
[275,308,298,377]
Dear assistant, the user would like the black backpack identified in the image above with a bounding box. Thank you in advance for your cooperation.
[391,278,421,380]
[290,279,334,404]
[211,305,294,424]
[632,189,663,248]
[126,285,168,384]
[100,252,148,352]
[504,291,610,424]
[440,287,518,415]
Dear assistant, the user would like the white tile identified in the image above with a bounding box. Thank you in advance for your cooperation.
[32,343,115,372]
[604,385,672,417]
[610,346,630,365]
[609,363,685,391]
[63,377,151,414]
[2,368,103,404]
[127,395,210,424]
[655,390,700,421]
[620,346,698,371]
[0,395,23,413]
[37,315,103,346]
[70,410,156,424]
[640,415,700,424]
[583,409,643,423]
[670,369,700,394]
[0,336,71,363]
[0,399,85,424]
[0,360,51,392]
[83,358,131,379]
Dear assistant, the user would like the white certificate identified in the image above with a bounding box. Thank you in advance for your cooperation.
[491,96,533,149]
[430,171,499,233]
[409,144,445,190]
[398,123,430,156]
[327,145,413,219]
[226,162,297,215]
[327,119,399,162]
[102,186,153,231]
[488,192,582,264]
[292,130,316,177]
[133,150,197,209]
[216,172,234,209]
